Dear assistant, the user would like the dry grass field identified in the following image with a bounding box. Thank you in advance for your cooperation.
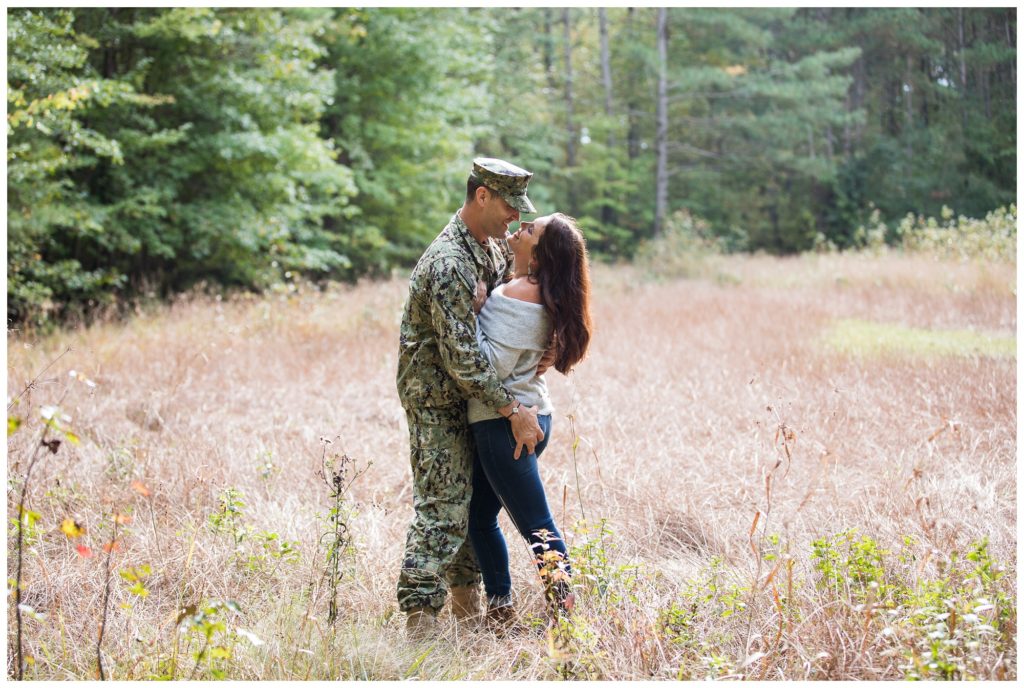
[6,251,1016,680]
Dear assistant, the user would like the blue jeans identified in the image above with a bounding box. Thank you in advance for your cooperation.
[468,414,571,604]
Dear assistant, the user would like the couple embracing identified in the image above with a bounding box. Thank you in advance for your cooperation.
[395,157,593,638]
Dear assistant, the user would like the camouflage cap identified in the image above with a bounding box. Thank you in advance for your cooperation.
[469,157,536,214]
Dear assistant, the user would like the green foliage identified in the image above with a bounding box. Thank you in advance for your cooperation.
[634,210,732,280]
[120,564,152,599]
[657,556,750,679]
[808,532,1015,680]
[7,8,355,326]
[206,486,301,578]
[869,205,1016,262]
[9,507,43,546]
[888,537,1014,680]
[797,8,1016,241]
[177,600,242,680]
[320,8,492,275]
[655,532,1014,680]
[208,487,247,546]
[246,531,301,574]
[811,529,891,602]
[7,9,134,325]
[7,8,1016,324]
[569,518,641,606]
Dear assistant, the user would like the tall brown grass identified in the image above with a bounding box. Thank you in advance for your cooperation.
[6,253,1015,679]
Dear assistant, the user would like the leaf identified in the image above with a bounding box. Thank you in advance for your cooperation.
[131,480,151,497]
[102,540,120,553]
[63,430,80,445]
[210,646,231,660]
[121,565,151,582]
[20,508,41,527]
[115,513,132,525]
[76,544,94,558]
[128,581,149,597]
[61,518,86,538]
[8,416,21,436]
[748,510,761,538]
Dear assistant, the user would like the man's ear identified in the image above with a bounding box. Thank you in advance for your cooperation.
[475,186,489,205]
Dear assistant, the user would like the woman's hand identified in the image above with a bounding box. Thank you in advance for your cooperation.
[472,279,488,314]
[535,341,556,377]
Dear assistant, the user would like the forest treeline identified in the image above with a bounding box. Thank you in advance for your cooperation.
[7,7,1016,324]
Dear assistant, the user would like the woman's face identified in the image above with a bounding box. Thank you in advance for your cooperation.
[508,215,548,257]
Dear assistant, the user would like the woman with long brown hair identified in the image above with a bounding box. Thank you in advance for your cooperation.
[465,212,592,630]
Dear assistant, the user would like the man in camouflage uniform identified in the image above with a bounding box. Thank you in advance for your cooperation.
[396,158,546,636]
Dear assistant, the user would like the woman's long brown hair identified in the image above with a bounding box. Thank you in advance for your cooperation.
[531,213,593,373]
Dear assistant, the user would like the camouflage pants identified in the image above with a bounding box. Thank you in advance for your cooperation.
[397,405,481,612]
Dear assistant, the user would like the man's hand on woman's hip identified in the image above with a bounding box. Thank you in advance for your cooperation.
[509,404,544,459]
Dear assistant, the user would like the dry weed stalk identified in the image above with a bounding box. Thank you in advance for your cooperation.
[9,348,74,680]
[315,437,370,626]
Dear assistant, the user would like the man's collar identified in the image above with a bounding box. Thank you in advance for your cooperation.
[452,211,496,270]
[455,209,490,247]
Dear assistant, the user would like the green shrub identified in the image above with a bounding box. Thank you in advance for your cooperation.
[635,210,740,280]
[853,205,1016,261]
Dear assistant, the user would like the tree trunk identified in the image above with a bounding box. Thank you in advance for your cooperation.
[1007,10,1016,88]
[654,8,669,237]
[599,7,616,226]
[969,13,988,121]
[562,8,577,212]
[599,8,614,141]
[958,8,969,132]
[905,53,913,159]
[626,8,640,161]
[844,8,866,155]
[543,8,556,90]
[921,56,931,127]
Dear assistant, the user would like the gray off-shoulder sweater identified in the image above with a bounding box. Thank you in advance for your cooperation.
[467,283,554,424]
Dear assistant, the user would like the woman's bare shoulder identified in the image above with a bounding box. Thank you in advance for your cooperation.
[501,277,543,304]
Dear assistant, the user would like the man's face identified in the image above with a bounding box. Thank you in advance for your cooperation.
[480,188,521,240]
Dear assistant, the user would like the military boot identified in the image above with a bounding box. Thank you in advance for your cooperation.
[485,603,535,638]
[449,585,482,623]
[484,603,516,636]
[405,606,438,641]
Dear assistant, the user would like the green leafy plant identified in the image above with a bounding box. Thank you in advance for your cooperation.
[246,531,301,575]
[177,600,242,680]
[208,487,248,547]
[811,529,890,602]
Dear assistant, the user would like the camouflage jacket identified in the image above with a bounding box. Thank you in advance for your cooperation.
[397,212,515,412]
